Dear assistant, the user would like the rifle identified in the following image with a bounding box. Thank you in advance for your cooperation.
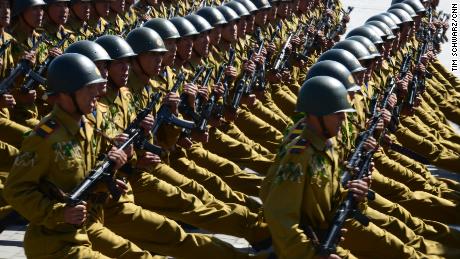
[197,64,225,132]
[194,66,214,109]
[243,28,265,95]
[178,66,206,122]
[0,33,47,95]
[67,93,164,206]
[21,32,71,93]
[215,48,236,118]
[230,49,255,112]
[151,72,195,135]
[406,30,430,109]
[326,6,354,40]
[272,31,293,73]
[0,40,11,58]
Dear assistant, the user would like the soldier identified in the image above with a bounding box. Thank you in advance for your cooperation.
[4,53,153,258]
[67,0,92,40]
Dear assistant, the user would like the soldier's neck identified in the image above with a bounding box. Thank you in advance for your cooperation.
[132,60,151,84]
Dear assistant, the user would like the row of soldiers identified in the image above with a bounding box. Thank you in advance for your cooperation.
[0,0,459,258]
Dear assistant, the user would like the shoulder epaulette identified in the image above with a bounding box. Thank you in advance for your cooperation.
[288,138,310,154]
[35,119,59,138]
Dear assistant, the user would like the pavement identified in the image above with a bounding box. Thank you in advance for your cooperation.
[1,1,459,258]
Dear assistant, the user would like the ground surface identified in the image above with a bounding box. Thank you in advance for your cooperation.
[1,0,459,258]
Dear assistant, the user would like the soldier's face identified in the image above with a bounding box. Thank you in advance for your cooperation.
[322,112,346,137]
[177,36,193,60]
[246,16,255,33]
[111,0,125,14]
[222,21,237,43]
[71,1,91,21]
[267,6,277,21]
[48,2,69,25]
[108,58,130,87]
[163,39,177,66]
[138,52,163,76]
[298,0,309,13]
[94,60,108,97]
[0,0,10,28]
[76,83,99,114]
[277,3,288,18]
[209,26,222,45]
[193,32,210,57]
[95,2,110,18]
[23,6,44,28]
[254,11,267,26]
[237,18,247,38]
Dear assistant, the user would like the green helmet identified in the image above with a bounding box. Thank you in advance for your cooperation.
[45,0,70,4]
[346,36,381,58]
[169,17,199,37]
[71,0,92,4]
[359,24,388,43]
[143,18,180,40]
[48,53,106,94]
[235,0,258,13]
[65,40,112,62]
[184,14,213,33]
[307,61,360,92]
[126,27,167,54]
[332,39,374,61]
[252,0,271,9]
[225,1,250,17]
[296,76,355,115]
[382,12,403,25]
[367,13,399,31]
[365,21,397,40]
[95,35,136,60]
[318,49,366,74]
[216,5,240,22]
[389,3,417,17]
[346,26,384,45]
[12,0,46,16]
[196,7,227,26]
[402,0,426,13]
[388,8,413,23]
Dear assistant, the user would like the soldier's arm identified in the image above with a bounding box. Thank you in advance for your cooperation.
[3,135,67,229]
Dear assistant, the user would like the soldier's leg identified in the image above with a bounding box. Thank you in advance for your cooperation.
[261,91,293,125]
[371,170,460,225]
[342,220,433,259]
[130,171,271,244]
[205,127,274,174]
[170,149,261,212]
[188,142,264,196]
[269,83,297,117]
[251,99,290,131]
[234,108,284,153]
[217,123,275,158]
[364,206,459,257]
[103,201,254,259]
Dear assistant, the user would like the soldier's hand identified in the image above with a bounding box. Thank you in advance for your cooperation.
[136,152,161,168]
[115,179,128,194]
[243,60,256,74]
[347,179,369,202]
[416,63,426,76]
[212,83,224,98]
[260,46,267,56]
[141,114,154,133]
[48,47,62,58]
[21,50,37,65]
[291,35,301,48]
[387,93,398,109]
[281,70,291,82]
[363,137,377,151]
[163,92,180,114]
[343,14,351,23]
[113,133,133,158]
[318,254,342,259]
[326,8,334,17]
[224,66,237,80]
[15,89,37,105]
[266,42,276,55]
[242,93,256,108]
[191,129,209,143]
[108,146,128,171]
[64,202,87,225]
[0,93,16,108]
[382,109,392,125]
[177,136,193,149]
[267,70,282,83]
[252,53,265,65]
[197,86,209,102]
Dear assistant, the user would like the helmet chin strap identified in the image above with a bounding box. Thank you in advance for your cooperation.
[135,57,151,79]
[319,116,331,139]
[20,13,36,32]
[70,92,85,115]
